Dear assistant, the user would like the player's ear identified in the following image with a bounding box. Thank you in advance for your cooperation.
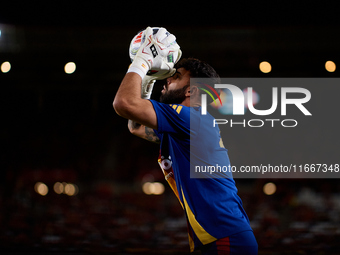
[189,86,199,97]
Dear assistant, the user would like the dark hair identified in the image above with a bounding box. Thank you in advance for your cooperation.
[175,58,220,103]
[175,57,220,79]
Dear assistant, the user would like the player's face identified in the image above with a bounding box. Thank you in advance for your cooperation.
[160,68,191,104]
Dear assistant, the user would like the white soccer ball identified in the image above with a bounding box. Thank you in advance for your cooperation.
[129,29,147,62]
[128,27,181,76]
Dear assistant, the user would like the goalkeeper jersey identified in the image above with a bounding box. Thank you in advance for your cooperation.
[150,100,253,252]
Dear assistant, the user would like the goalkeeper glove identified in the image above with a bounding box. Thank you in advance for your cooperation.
[128,27,181,80]
[141,75,156,99]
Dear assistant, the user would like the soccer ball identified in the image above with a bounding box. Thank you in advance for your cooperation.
[128,27,181,76]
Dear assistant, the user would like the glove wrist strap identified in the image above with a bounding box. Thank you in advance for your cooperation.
[127,66,147,80]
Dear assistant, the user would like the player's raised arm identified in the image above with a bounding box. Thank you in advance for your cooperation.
[113,72,158,128]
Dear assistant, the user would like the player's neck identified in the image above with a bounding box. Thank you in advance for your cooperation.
[180,98,200,108]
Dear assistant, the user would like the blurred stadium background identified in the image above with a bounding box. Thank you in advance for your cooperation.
[1,2,340,254]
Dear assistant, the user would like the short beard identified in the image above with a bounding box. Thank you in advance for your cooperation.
[159,85,189,105]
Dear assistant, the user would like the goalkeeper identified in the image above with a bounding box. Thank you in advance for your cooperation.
[113,27,258,255]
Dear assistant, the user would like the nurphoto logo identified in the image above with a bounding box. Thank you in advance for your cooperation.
[198,81,312,128]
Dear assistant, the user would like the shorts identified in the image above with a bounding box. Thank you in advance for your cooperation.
[199,230,258,255]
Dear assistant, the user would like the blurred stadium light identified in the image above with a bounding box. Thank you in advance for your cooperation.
[263,182,276,195]
[142,182,165,195]
[64,62,76,74]
[34,182,49,196]
[1,61,11,73]
[259,61,272,73]
[325,60,336,72]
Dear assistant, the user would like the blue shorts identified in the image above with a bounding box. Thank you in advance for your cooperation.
[199,230,258,255]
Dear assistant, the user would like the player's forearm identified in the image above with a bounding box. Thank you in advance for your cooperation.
[128,119,142,133]
[113,72,158,129]
[113,72,142,118]
[127,120,160,144]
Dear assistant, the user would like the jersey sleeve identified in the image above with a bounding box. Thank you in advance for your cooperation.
[149,100,190,135]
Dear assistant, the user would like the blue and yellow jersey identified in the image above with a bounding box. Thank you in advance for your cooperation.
[150,100,252,252]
